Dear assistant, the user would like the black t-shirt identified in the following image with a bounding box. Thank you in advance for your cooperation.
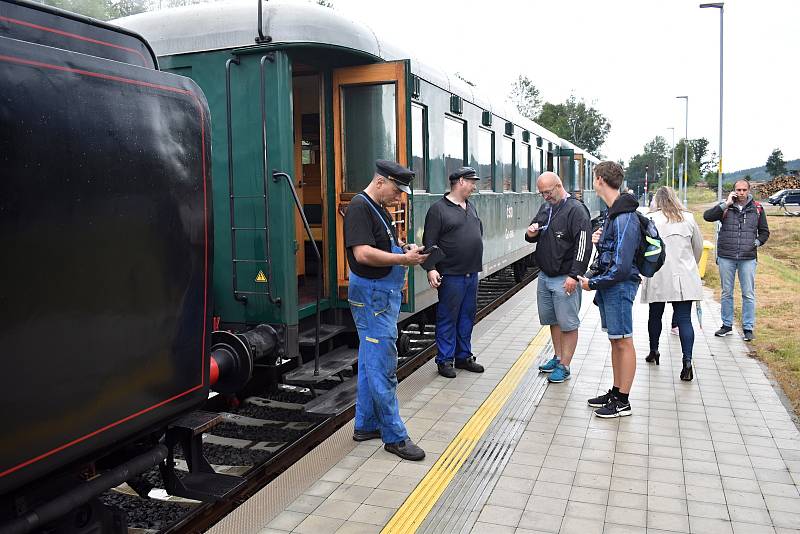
[344,192,397,279]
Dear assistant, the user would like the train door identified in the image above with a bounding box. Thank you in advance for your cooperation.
[292,73,327,308]
[331,61,412,307]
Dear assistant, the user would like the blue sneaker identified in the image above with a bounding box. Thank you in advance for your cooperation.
[548,363,571,383]
[538,356,559,373]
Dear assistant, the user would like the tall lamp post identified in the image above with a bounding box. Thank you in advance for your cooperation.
[700,2,724,201]
[676,95,689,206]
[667,127,675,189]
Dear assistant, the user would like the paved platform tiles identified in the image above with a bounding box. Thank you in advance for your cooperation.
[217,282,800,534]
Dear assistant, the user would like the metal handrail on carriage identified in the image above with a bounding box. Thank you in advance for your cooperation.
[273,171,323,376]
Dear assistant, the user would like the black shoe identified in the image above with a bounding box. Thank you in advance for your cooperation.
[437,362,457,378]
[588,389,614,408]
[645,350,660,365]
[680,361,694,381]
[743,330,754,342]
[352,429,381,442]
[715,325,733,337]
[384,438,426,461]
[594,397,632,418]
[455,357,484,373]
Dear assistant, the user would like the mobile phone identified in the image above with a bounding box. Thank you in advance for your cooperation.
[420,245,439,255]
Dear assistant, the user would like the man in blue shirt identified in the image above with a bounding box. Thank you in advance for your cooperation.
[578,161,641,418]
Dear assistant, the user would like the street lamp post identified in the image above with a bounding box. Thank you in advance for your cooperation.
[667,127,675,189]
[676,96,689,206]
[700,2,724,202]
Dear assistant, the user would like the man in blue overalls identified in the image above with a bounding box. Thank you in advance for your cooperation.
[344,160,428,461]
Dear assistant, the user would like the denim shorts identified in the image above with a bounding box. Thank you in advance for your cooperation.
[537,272,581,331]
[595,279,639,339]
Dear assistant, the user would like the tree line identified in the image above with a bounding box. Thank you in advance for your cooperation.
[508,75,610,156]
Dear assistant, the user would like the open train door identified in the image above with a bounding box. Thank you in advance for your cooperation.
[332,60,413,309]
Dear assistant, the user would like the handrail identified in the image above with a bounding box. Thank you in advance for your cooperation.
[255,0,271,44]
[259,54,281,306]
[225,56,246,303]
[273,171,322,375]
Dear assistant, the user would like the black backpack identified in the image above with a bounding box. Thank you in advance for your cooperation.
[635,212,666,278]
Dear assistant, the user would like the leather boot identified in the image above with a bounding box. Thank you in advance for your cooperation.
[645,350,660,365]
[680,360,694,381]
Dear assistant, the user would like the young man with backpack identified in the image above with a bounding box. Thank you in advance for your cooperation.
[578,161,642,418]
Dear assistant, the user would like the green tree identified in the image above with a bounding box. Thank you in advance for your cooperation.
[690,138,709,167]
[625,136,669,194]
[508,75,541,121]
[535,95,610,155]
[765,148,788,177]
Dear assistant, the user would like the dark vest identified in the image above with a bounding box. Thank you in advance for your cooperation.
[717,200,761,260]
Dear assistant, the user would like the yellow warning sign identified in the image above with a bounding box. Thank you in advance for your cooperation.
[255,271,267,283]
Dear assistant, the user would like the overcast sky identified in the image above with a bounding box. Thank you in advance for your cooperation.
[322,0,799,172]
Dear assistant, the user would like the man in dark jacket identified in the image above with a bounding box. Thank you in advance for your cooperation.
[703,179,769,341]
[578,161,641,418]
[423,167,485,378]
[525,172,592,384]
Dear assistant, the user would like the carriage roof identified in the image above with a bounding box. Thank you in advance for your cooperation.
[115,0,595,156]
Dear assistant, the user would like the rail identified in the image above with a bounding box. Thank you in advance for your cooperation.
[273,171,322,374]
[224,57,247,303]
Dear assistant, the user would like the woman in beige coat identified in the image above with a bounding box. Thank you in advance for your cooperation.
[641,187,703,381]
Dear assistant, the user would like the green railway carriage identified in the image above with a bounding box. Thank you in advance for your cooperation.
[116,0,601,393]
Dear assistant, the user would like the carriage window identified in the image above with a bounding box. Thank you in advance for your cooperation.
[411,103,427,191]
[477,127,494,191]
[502,136,514,192]
[444,116,465,181]
[519,142,530,192]
[342,83,397,192]
[533,147,543,181]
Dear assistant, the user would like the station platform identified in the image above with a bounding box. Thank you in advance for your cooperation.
[210,281,800,534]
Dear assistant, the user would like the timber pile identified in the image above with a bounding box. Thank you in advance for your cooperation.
[757,175,800,198]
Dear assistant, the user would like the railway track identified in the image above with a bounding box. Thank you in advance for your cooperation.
[103,264,539,534]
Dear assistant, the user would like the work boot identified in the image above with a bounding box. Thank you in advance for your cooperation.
[437,361,456,378]
[385,439,426,461]
[455,357,484,373]
[352,429,381,442]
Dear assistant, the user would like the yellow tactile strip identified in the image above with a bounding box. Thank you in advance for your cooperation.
[382,325,550,534]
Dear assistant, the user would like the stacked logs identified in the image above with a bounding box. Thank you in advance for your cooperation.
[756,175,800,198]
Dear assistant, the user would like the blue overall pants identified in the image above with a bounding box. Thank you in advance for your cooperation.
[348,195,408,445]
[435,273,478,365]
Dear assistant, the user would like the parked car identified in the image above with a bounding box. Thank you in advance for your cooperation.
[767,189,800,205]
[780,191,800,206]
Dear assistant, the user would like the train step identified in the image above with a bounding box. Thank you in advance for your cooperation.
[298,323,347,346]
[169,471,245,501]
[282,346,358,385]
[303,377,358,416]
[162,411,245,502]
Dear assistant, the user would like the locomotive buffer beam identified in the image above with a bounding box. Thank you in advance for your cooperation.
[160,411,245,502]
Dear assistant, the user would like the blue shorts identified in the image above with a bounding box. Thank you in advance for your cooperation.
[537,272,581,331]
[595,279,639,339]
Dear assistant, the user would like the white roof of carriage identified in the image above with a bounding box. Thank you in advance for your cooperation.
[115,0,594,156]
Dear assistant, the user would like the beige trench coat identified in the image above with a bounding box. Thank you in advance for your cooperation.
[640,210,704,303]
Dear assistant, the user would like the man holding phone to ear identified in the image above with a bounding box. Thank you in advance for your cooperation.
[423,167,485,378]
[703,179,769,342]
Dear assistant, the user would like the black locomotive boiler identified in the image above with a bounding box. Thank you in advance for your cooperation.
[0,2,258,532]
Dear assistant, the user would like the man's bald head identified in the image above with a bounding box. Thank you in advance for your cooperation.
[537,172,565,204]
